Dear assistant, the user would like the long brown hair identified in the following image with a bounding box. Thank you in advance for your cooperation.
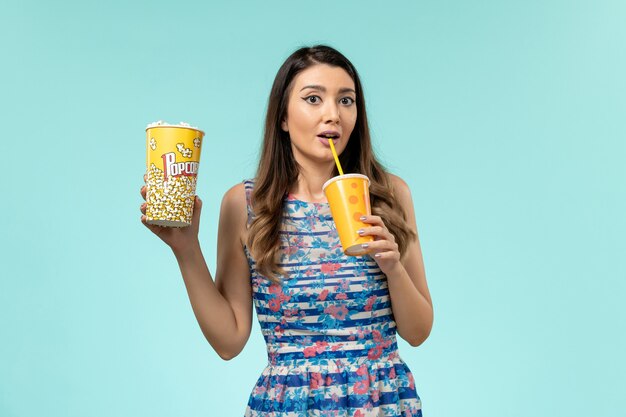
[247,45,416,283]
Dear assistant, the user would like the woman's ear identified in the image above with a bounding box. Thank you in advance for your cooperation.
[281,119,288,132]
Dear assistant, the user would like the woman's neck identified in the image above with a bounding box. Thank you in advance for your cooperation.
[290,160,335,203]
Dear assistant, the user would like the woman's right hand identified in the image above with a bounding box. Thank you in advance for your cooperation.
[140,174,203,253]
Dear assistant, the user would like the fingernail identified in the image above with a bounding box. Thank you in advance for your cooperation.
[374,253,381,258]
[361,243,369,249]
[359,216,366,221]
[357,229,364,235]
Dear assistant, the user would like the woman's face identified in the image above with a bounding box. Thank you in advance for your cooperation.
[281,64,357,167]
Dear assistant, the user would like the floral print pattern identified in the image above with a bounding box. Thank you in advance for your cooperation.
[242,180,422,417]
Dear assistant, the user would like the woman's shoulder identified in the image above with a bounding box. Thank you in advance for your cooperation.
[386,173,418,230]
[387,173,412,202]
[218,181,253,244]
[220,181,250,218]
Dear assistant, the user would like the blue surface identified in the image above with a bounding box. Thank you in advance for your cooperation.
[1,1,625,416]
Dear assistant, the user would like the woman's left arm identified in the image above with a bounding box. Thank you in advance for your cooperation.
[358,175,434,347]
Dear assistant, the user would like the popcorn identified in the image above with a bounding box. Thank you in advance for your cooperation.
[146,120,166,128]
[193,137,201,148]
[149,137,157,150]
[176,143,193,158]
[146,163,196,226]
[146,120,200,130]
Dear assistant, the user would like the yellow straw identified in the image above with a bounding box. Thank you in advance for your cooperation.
[328,139,344,175]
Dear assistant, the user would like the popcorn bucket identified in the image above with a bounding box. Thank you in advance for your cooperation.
[145,121,204,227]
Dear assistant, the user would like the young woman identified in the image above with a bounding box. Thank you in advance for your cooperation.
[141,45,433,417]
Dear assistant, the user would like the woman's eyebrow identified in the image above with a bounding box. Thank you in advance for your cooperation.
[300,85,356,94]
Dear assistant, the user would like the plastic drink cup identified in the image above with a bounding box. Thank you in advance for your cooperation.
[145,121,204,227]
[322,174,374,256]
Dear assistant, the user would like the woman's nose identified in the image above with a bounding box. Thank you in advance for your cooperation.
[323,103,340,123]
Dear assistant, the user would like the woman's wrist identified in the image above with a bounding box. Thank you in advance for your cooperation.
[172,239,202,262]
[385,261,408,280]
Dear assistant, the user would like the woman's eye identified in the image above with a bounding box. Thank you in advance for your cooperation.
[304,96,320,104]
[340,97,355,105]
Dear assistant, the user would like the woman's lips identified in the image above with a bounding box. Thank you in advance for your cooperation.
[317,136,337,147]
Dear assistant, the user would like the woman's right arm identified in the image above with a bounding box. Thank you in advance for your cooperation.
[140,182,252,360]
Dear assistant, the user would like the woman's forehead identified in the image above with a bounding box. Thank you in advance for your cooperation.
[292,64,355,91]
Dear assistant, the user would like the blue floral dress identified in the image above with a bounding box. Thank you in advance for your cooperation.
[242,179,423,417]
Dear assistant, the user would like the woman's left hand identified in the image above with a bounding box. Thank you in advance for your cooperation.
[357,215,402,275]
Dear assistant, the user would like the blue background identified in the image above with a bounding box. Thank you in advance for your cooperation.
[1,1,625,416]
